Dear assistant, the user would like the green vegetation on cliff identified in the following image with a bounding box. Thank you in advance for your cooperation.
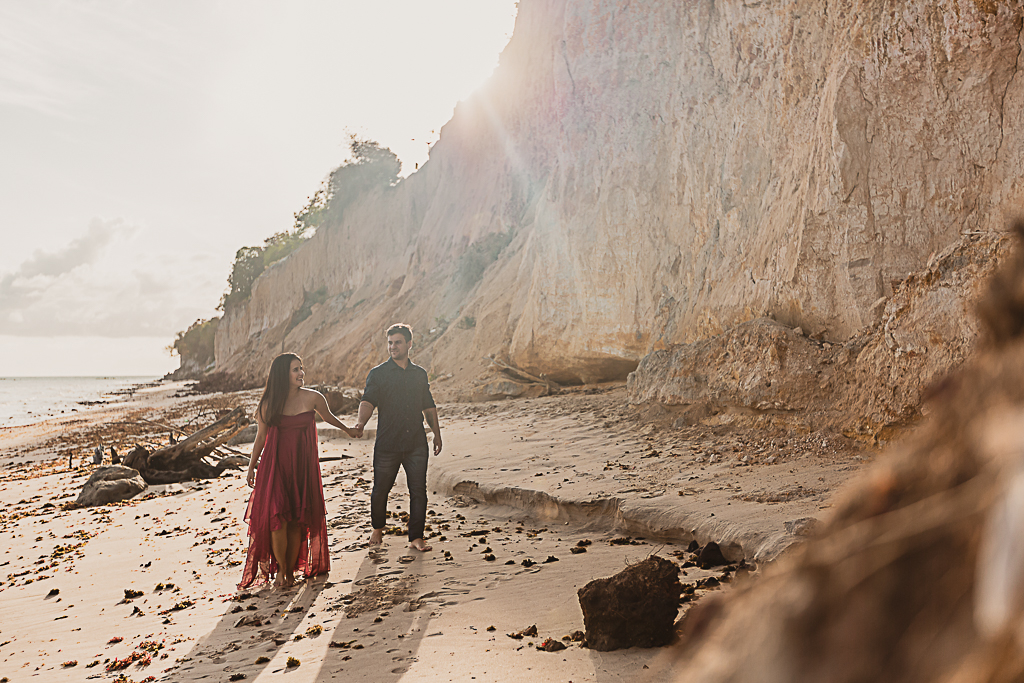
[306,137,401,230]
[169,317,219,373]
[219,137,400,314]
[170,137,401,376]
[219,229,309,311]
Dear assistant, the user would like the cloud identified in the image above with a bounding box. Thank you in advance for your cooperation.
[0,217,222,338]
[15,217,126,278]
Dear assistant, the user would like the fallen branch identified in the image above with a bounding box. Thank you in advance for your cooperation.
[117,407,251,485]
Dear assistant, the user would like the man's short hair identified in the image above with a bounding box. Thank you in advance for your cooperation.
[386,323,413,342]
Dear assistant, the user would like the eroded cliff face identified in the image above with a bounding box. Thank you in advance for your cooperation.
[216,0,1024,403]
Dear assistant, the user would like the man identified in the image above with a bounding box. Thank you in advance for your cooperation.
[354,323,442,551]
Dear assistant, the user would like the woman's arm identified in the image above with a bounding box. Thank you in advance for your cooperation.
[312,391,355,436]
[245,410,269,488]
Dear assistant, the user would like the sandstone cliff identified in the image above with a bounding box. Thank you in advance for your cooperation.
[215,0,1023,429]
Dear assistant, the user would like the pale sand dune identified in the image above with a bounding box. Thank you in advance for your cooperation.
[0,386,869,681]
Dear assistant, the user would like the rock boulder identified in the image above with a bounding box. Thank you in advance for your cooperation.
[577,555,682,651]
[76,465,147,507]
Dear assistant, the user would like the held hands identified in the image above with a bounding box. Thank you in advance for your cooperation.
[350,422,365,439]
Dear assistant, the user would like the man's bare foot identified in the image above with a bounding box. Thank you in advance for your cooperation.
[409,538,432,552]
[369,529,384,546]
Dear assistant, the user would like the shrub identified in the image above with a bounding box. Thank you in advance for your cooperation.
[167,318,220,378]
[217,137,398,314]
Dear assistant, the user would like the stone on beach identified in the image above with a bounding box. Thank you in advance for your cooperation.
[75,465,147,506]
[696,541,729,569]
[578,555,682,651]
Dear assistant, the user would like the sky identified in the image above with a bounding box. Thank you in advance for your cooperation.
[0,0,518,377]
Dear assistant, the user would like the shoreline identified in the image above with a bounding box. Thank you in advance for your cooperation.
[0,376,167,431]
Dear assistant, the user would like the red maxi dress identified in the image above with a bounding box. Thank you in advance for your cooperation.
[239,410,329,588]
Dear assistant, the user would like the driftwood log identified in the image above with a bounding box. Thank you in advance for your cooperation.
[489,357,561,393]
[122,406,251,484]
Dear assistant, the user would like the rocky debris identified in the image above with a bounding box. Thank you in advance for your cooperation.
[628,232,1010,443]
[179,372,253,396]
[75,465,147,507]
[784,517,820,537]
[578,555,681,651]
[538,638,566,652]
[696,542,728,569]
[628,318,825,413]
[507,624,538,640]
[474,378,547,401]
[470,358,562,401]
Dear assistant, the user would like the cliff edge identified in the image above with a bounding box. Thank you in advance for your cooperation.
[215,0,1024,431]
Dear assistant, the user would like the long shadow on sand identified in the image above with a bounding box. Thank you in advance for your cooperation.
[166,576,327,680]
[313,542,434,681]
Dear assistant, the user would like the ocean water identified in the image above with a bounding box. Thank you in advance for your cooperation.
[0,376,160,428]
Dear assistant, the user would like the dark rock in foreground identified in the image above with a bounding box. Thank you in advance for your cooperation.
[578,555,681,651]
[697,541,729,568]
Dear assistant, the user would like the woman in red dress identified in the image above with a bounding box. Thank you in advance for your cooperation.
[240,352,356,589]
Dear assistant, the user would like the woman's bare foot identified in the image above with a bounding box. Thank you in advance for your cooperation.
[369,529,384,546]
[409,538,432,552]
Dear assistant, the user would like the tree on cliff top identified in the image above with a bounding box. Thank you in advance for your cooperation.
[217,137,399,313]
[296,136,401,231]
[168,317,219,369]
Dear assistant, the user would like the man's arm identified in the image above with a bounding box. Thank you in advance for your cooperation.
[353,368,378,439]
[354,401,374,438]
[423,407,442,455]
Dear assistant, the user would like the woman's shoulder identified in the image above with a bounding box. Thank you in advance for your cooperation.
[298,387,324,406]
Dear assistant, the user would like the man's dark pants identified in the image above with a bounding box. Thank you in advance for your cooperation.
[371,444,429,542]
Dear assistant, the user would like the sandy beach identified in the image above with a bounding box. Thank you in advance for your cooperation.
[0,381,871,682]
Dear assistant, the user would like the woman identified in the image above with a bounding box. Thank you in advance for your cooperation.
[239,352,356,589]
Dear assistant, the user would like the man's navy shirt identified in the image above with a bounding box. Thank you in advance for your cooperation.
[361,357,436,452]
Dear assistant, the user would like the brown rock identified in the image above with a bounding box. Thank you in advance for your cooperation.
[507,624,538,640]
[697,542,728,569]
[538,638,566,652]
[577,556,681,651]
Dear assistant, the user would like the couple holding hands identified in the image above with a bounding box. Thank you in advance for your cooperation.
[239,323,442,589]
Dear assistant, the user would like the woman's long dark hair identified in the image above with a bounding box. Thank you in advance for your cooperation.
[257,353,301,427]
